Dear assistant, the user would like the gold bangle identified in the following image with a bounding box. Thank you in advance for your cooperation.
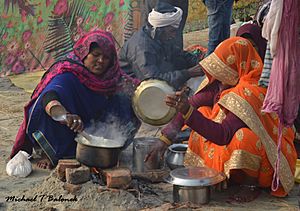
[45,100,61,116]
[182,106,194,120]
[159,134,172,146]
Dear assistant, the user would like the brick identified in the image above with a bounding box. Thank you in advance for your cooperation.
[103,168,131,189]
[63,183,82,194]
[66,166,90,184]
[132,169,169,183]
[56,159,81,181]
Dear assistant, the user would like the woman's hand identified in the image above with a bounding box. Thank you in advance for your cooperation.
[62,114,84,133]
[165,88,190,115]
[144,140,169,165]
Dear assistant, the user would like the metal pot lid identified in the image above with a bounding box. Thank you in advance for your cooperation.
[165,167,226,187]
[132,79,176,126]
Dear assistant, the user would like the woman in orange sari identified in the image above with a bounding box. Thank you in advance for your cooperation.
[146,37,297,199]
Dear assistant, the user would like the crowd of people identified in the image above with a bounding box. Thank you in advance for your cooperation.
[9,0,299,202]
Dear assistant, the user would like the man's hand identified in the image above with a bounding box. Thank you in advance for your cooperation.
[187,65,204,77]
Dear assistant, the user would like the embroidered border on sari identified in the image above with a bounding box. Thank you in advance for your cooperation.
[224,149,261,178]
[195,76,209,94]
[184,147,205,167]
[200,53,239,86]
[218,92,294,193]
[32,130,58,166]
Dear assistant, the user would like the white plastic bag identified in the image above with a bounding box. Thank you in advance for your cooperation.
[6,151,32,177]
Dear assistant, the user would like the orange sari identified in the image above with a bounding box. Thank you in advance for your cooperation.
[184,37,297,196]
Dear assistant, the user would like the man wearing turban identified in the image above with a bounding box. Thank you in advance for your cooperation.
[142,0,189,49]
[119,2,203,89]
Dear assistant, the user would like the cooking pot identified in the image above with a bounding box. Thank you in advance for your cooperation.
[132,79,176,126]
[133,137,163,172]
[165,167,226,205]
[165,144,187,170]
[75,134,122,168]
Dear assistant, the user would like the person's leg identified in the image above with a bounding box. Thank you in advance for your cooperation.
[220,0,234,41]
[205,0,234,56]
[205,0,222,55]
[174,0,189,49]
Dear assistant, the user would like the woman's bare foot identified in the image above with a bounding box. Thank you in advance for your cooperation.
[36,153,54,169]
[230,185,261,203]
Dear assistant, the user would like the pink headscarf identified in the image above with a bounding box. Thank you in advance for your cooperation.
[32,30,122,99]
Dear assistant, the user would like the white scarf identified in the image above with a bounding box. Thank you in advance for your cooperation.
[148,7,183,29]
[262,0,283,57]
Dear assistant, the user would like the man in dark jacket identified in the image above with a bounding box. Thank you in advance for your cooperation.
[142,0,189,49]
[119,2,202,90]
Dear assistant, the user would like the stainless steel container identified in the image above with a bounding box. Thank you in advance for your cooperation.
[173,185,210,204]
[166,144,187,170]
[165,167,226,205]
[133,137,162,172]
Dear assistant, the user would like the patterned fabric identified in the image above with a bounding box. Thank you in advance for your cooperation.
[258,43,272,87]
[0,0,136,76]
[186,37,297,196]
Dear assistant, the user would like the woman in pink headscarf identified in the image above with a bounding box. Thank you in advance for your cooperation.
[10,30,140,169]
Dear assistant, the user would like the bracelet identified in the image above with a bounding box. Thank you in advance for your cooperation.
[45,100,62,116]
[182,105,194,121]
[159,135,172,146]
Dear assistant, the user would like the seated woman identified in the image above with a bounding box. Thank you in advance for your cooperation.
[10,30,141,169]
[146,37,297,200]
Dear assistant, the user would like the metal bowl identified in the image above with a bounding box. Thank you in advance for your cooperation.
[75,135,121,168]
[132,79,176,126]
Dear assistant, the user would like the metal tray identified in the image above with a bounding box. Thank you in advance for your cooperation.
[132,79,176,126]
